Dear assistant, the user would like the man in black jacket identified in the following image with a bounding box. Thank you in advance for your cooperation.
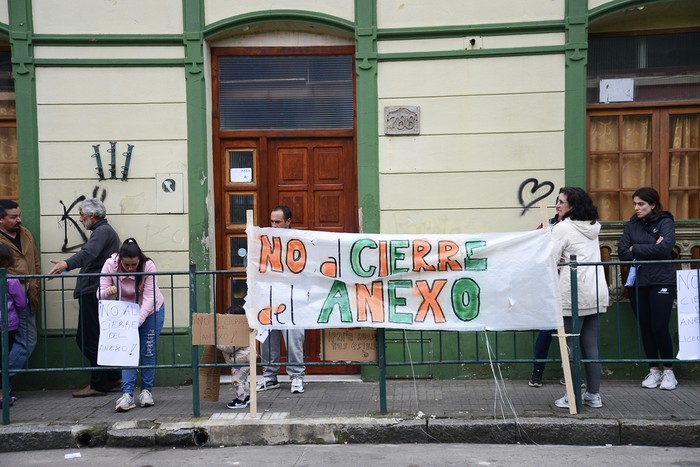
[49,198,121,397]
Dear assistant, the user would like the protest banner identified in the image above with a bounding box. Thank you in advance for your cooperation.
[244,227,562,332]
[97,299,140,366]
[676,269,700,360]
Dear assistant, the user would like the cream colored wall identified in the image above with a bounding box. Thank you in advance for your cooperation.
[378,33,565,54]
[589,0,614,10]
[211,30,352,48]
[378,53,565,234]
[32,0,183,34]
[377,0,565,28]
[204,0,353,25]
[0,0,7,25]
[36,66,191,328]
[34,47,185,60]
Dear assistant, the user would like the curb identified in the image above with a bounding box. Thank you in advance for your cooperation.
[3,417,700,451]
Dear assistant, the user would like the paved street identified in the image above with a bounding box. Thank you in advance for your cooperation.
[2,376,700,450]
[4,443,700,466]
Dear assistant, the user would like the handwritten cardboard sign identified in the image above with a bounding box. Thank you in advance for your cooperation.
[97,299,140,367]
[191,314,250,346]
[322,328,377,362]
[198,345,222,401]
[677,269,700,360]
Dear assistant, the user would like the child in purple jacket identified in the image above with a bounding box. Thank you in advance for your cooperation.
[0,243,28,407]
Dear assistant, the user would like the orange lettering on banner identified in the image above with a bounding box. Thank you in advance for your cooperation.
[355,281,385,323]
[259,235,283,273]
[320,258,338,278]
[437,240,462,271]
[286,239,307,273]
[412,239,436,272]
[257,304,286,325]
[378,240,389,277]
[414,280,447,323]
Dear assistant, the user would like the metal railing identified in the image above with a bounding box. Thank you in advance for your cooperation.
[2,258,699,424]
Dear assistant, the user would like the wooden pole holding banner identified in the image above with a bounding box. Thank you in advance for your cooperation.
[539,201,577,415]
[246,209,257,418]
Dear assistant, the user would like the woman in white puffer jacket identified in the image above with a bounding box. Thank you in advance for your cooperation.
[551,187,609,410]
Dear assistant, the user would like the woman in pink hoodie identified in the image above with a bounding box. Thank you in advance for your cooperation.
[99,238,164,412]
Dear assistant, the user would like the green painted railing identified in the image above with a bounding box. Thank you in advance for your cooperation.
[2,259,699,424]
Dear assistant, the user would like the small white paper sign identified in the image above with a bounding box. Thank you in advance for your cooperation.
[97,299,140,366]
[230,167,252,183]
[676,270,700,360]
[599,78,634,103]
[256,328,270,344]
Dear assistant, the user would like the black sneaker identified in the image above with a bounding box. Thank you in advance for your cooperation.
[227,396,250,409]
[529,370,543,388]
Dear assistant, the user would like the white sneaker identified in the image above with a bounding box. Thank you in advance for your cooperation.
[115,393,135,412]
[642,369,663,389]
[139,389,154,407]
[256,376,280,392]
[554,395,569,408]
[291,377,304,394]
[583,391,602,408]
[660,370,677,390]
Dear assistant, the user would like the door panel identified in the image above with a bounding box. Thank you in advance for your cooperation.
[268,137,357,373]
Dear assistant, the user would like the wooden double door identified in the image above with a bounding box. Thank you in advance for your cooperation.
[216,136,358,373]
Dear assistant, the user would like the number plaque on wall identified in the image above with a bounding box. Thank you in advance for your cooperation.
[384,106,420,135]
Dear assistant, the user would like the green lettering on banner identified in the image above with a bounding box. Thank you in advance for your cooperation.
[388,280,413,324]
[318,280,354,324]
[452,277,480,321]
[350,238,377,278]
[390,240,410,274]
[464,241,487,271]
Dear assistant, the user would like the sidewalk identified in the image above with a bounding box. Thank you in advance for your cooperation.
[2,376,700,451]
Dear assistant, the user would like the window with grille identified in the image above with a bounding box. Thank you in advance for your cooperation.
[0,50,17,201]
[588,108,700,221]
[218,55,353,130]
[588,31,700,104]
[587,30,700,221]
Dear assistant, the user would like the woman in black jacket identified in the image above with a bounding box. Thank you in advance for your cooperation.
[618,187,677,390]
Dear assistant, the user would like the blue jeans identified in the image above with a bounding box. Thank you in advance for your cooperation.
[122,305,164,395]
[9,304,37,383]
[533,329,554,373]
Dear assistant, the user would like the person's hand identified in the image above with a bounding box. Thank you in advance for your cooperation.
[656,236,664,245]
[47,260,68,279]
[105,286,117,298]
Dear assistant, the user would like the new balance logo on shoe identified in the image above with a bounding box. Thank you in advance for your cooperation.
[658,288,669,295]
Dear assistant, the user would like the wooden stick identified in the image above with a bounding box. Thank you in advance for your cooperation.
[539,201,577,415]
[246,209,257,418]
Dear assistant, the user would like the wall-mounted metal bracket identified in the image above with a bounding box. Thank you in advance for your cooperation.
[121,144,134,181]
[91,144,106,181]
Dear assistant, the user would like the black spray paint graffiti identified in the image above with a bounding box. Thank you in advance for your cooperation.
[518,178,554,216]
[59,186,107,252]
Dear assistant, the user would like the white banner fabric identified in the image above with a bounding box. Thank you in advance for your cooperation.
[244,227,562,332]
[97,299,141,366]
[676,269,700,360]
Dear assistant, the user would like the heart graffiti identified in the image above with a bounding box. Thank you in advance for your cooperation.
[518,178,555,215]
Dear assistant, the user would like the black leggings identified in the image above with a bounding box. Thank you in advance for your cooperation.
[563,314,602,394]
[627,285,676,369]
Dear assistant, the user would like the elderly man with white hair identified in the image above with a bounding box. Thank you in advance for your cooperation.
[49,198,121,397]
